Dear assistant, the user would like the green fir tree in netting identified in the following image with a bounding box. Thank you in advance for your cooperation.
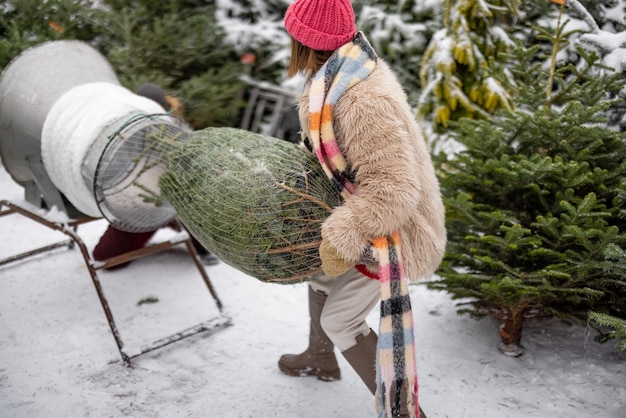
[99,122,342,284]
[158,127,342,284]
[417,0,519,129]
[432,39,626,356]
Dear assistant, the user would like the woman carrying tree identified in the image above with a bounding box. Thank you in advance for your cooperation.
[278,0,446,416]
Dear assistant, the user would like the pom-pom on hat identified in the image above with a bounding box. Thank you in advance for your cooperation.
[284,0,356,51]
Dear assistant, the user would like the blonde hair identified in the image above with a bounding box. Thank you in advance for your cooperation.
[287,37,333,78]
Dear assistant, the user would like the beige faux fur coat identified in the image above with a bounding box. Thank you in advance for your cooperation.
[298,60,447,281]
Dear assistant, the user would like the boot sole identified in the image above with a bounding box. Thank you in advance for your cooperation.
[278,363,341,381]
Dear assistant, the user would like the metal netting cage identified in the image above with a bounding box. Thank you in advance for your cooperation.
[93,113,190,232]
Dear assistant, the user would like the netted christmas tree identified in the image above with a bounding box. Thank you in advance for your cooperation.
[97,122,342,284]
[432,23,626,356]
[158,127,341,284]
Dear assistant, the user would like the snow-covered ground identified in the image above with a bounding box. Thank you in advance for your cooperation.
[1,161,624,418]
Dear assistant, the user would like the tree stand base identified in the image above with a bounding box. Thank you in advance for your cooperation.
[0,199,232,367]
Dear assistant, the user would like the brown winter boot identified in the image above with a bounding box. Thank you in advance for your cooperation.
[341,330,427,418]
[278,287,341,381]
[341,330,378,393]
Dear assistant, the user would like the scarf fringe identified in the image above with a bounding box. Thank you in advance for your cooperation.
[376,379,419,418]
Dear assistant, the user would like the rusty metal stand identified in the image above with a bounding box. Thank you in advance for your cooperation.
[0,199,231,366]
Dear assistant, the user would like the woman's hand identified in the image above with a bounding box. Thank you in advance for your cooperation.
[319,237,353,277]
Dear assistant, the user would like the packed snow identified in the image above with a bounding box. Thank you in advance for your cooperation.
[1,161,624,418]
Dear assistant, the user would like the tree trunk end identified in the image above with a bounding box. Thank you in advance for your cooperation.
[497,315,524,357]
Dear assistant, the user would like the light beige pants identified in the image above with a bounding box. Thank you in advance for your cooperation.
[310,267,380,351]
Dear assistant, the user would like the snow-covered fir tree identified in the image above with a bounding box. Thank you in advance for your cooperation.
[355,0,443,102]
[417,0,519,130]
[431,3,626,355]
[214,0,291,82]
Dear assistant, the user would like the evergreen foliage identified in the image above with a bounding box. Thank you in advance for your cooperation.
[513,1,626,76]
[0,0,247,129]
[417,0,626,131]
[92,0,245,129]
[590,312,626,352]
[417,0,519,129]
[432,36,626,354]
[214,0,291,83]
[355,0,442,103]
[589,244,626,351]
[0,0,100,69]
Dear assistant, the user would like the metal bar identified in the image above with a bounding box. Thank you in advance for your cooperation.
[0,200,79,266]
[125,316,232,361]
[64,222,132,366]
[0,240,73,266]
[240,87,260,131]
[0,200,130,365]
[91,238,188,270]
[182,230,225,312]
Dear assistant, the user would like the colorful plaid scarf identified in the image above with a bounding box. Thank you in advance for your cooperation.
[305,32,419,418]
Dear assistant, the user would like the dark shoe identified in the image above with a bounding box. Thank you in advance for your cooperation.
[199,251,220,266]
[278,349,340,381]
[278,287,341,381]
[92,226,155,270]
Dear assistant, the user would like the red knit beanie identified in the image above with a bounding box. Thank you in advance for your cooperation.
[284,0,356,51]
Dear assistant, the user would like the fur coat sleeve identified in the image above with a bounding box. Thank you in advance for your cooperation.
[298,61,447,280]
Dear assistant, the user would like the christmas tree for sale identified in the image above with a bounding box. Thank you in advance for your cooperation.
[355,0,441,103]
[433,30,626,355]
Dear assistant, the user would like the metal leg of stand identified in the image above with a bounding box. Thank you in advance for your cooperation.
[0,199,231,367]
[183,233,224,311]
[0,201,77,265]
